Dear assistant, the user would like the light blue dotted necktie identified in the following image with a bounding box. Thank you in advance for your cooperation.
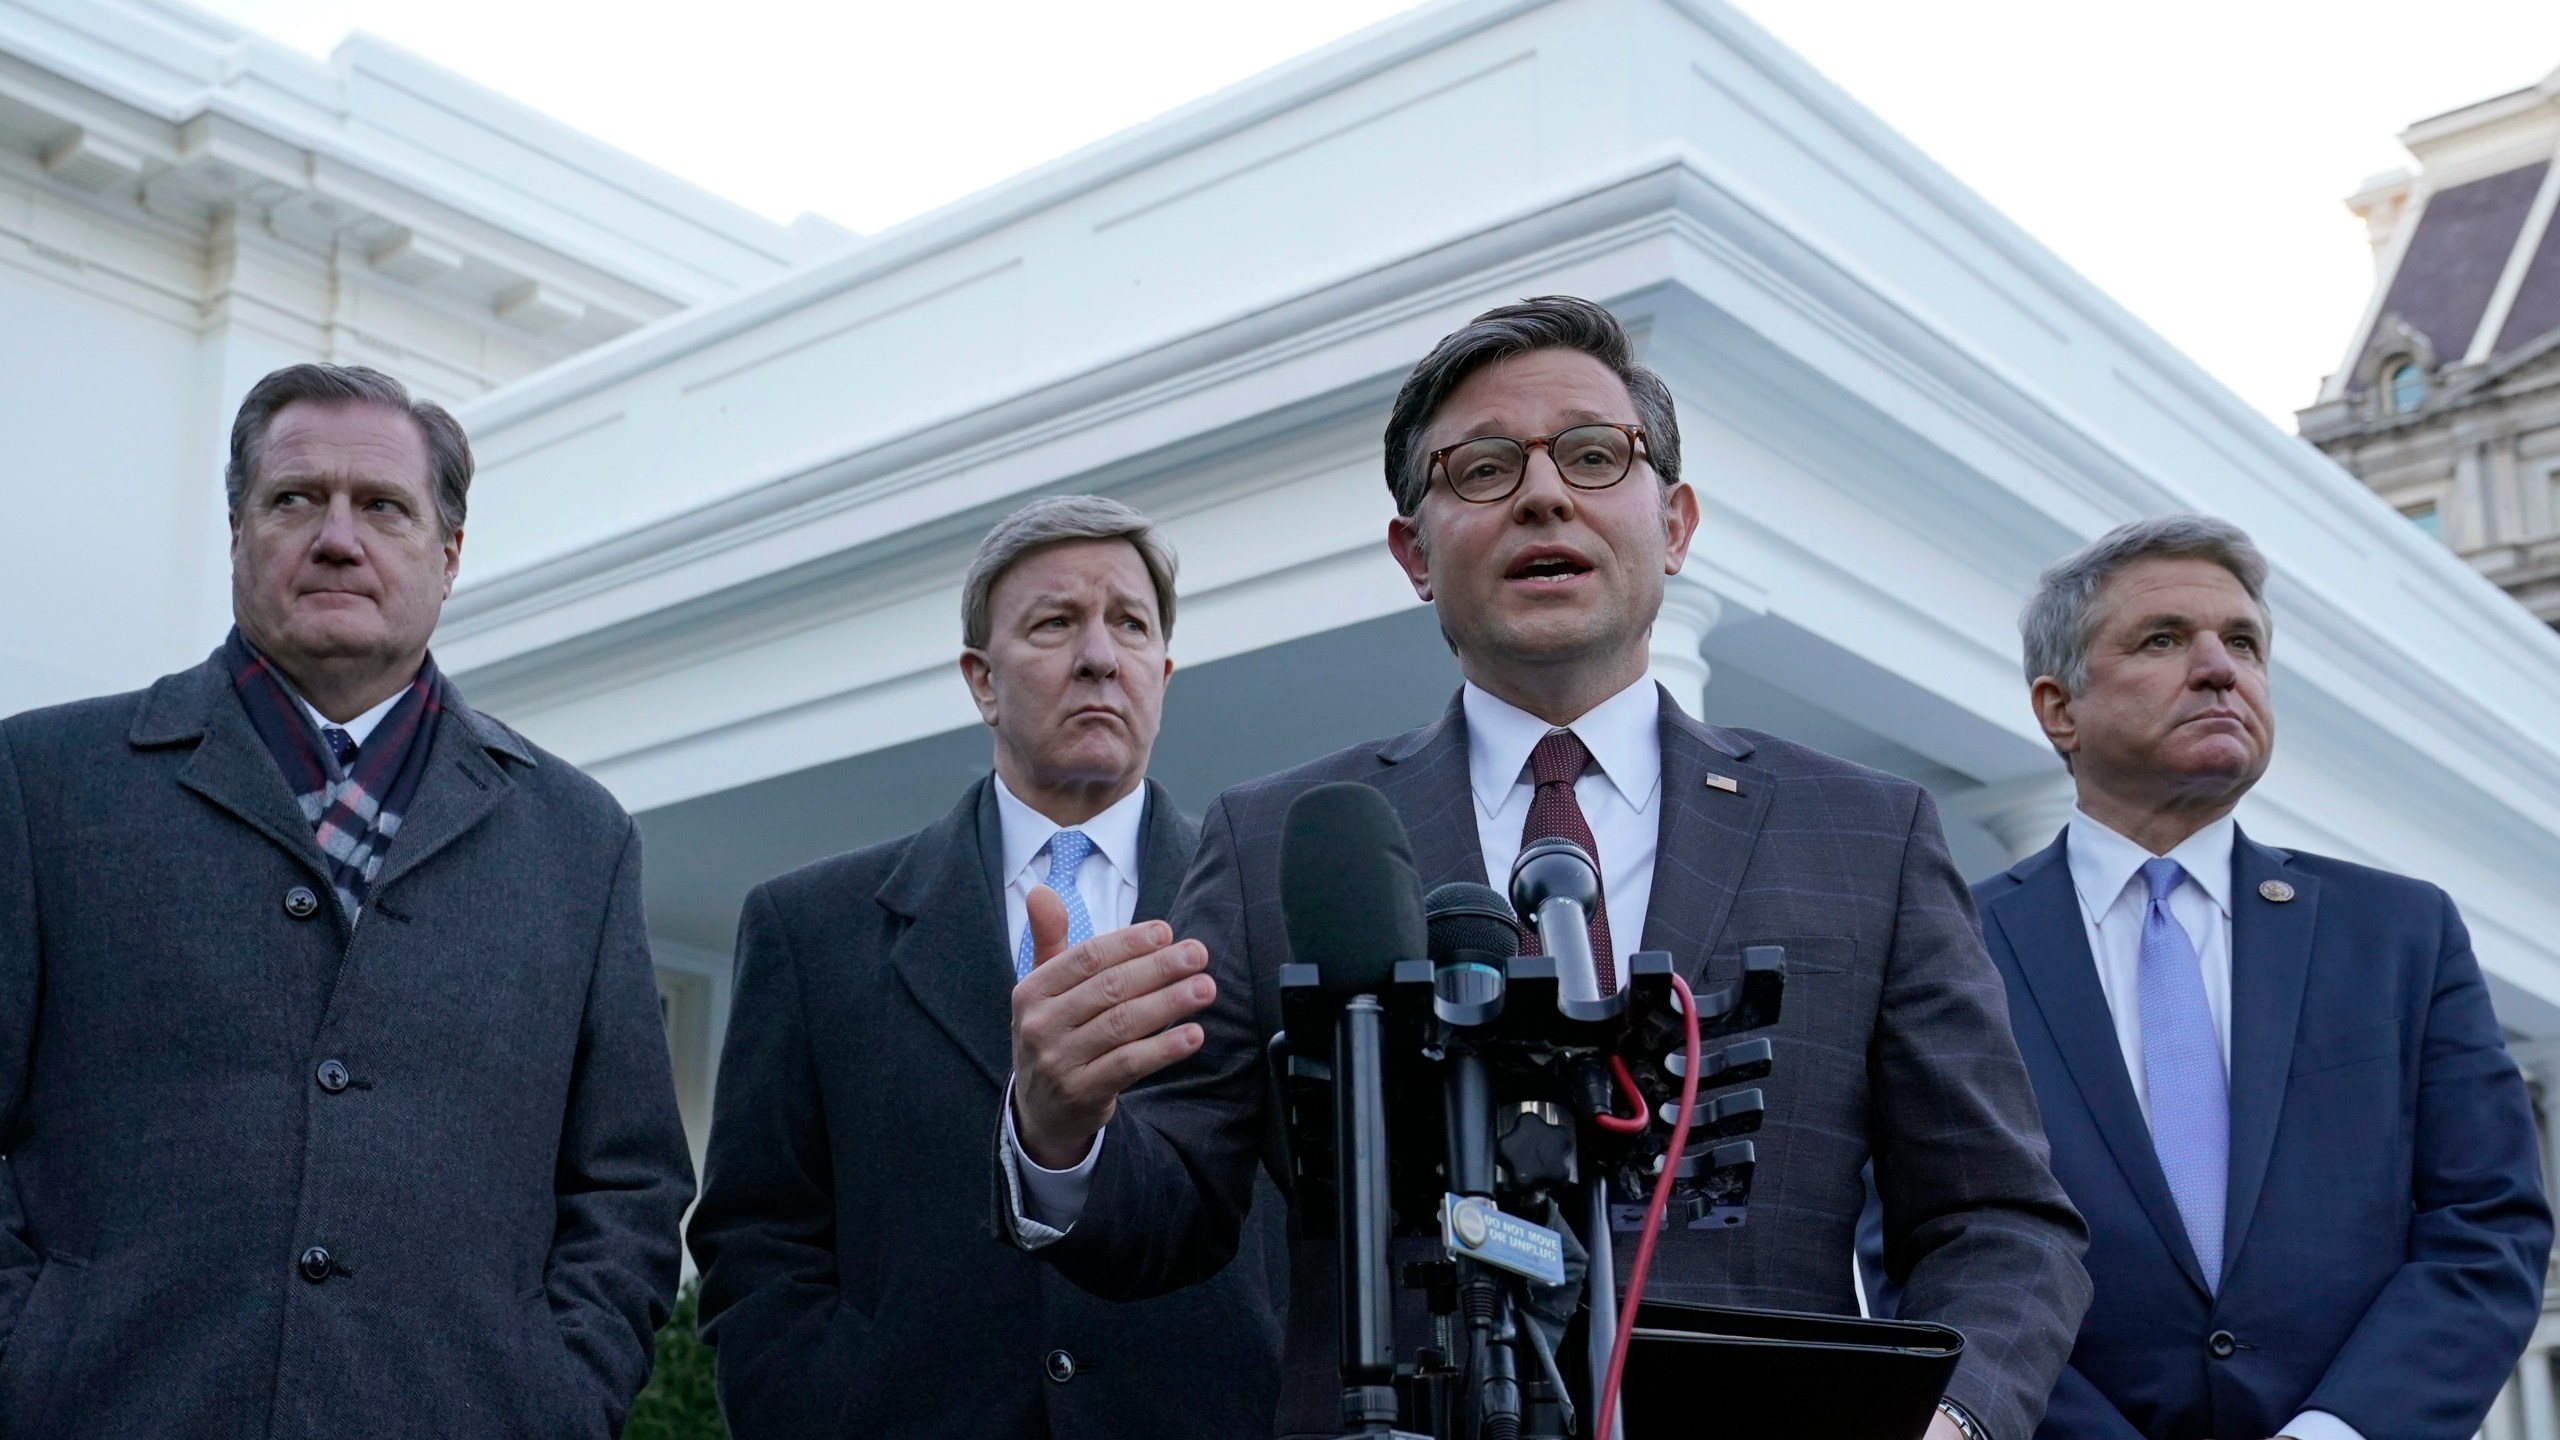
[2138,857,2229,1292]
[1015,829,1096,982]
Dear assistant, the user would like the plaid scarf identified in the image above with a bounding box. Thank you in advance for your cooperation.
[225,628,445,922]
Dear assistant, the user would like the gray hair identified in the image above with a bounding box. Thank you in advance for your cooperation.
[2022,513,2272,693]
[1382,295,1682,516]
[226,363,474,534]
[961,495,1179,650]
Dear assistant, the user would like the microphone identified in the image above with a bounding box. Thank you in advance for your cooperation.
[1278,782,1424,1424]
[1511,835,1612,1003]
[1281,783,1425,1001]
[1424,881,1517,1020]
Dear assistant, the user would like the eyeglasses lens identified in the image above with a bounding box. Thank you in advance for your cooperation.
[1443,425,1634,501]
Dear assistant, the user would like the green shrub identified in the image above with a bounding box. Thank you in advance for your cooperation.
[626,1277,727,1440]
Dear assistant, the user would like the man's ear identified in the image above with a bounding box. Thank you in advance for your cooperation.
[1660,481,1700,575]
[2029,675,2080,759]
[959,651,1000,727]
[1386,512,1433,601]
[442,524,464,597]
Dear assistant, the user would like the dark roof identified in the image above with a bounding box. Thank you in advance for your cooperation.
[2496,199,2560,354]
[2361,162,2548,387]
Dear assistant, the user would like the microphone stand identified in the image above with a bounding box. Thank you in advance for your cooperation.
[1336,994,1407,1435]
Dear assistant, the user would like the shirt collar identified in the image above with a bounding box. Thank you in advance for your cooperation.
[278,676,409,749]
[993,774,1149,890]
[2065,805,2237,921]
[1461,676,1663,818]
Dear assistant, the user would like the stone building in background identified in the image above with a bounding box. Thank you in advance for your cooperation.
[2300,64,2560,629]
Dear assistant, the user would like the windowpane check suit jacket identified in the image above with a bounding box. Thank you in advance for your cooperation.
[1019,689,2091,1440]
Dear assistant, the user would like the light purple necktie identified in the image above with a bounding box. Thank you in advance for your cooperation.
[2138,856,2229,1292]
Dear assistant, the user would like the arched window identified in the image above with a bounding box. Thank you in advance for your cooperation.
[2387,360,2425,414]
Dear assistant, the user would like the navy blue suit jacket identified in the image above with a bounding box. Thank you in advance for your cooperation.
[1977,828,2549,1440]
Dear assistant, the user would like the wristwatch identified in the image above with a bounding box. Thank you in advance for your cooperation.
[1937,1400,1987,1440]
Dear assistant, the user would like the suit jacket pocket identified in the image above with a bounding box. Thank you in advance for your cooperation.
[515,1285,600,1440]
[0,1254,88,1427]
[2290,1019,2402,1078]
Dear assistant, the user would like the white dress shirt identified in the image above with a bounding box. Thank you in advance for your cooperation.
[993,774,1146,960]
[281,681,409,751]
[2064,807,2360,1440]
[1463,677,1662,977]
[1004,677,1670,1241]
[995,776,1149,1243]
[2064,807,2235,1122]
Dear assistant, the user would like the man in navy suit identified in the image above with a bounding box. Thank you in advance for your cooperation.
[1977,514,2549,1439]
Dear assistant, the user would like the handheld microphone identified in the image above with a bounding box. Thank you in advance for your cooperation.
[1510,835,1611,1003]
[1424,881,1517,1021]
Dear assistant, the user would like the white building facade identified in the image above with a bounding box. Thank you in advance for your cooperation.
[9,0,2560,1418]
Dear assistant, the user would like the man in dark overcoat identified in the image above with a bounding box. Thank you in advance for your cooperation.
[0,363,693,1439]
[688,494,1287,1439]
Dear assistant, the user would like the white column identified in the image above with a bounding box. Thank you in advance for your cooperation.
[1648,578,1724,718]
[1946,771,2079,864]
[2519,1331,2557,1440]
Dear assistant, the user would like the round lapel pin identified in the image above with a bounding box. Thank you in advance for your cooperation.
[2258,879,2295,903]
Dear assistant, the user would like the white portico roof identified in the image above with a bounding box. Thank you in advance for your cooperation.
[434,0,2560,1027]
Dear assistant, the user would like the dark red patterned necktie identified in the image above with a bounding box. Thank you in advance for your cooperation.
[1520,729,1614,992]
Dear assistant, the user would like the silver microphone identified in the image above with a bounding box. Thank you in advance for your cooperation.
[1509,836,1612,1004]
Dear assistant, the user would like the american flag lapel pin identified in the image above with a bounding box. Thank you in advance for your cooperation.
[1706,772,1741,794]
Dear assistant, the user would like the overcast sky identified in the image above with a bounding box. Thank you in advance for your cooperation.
[201,0,2560,428]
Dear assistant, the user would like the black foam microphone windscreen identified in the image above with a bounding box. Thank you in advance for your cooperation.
[1280,782,1426,1000]
[1424,881,1522,961]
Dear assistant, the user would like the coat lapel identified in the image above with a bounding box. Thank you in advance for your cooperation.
[147,658,337,896]
[1369,691,1485,892]
[1131,780,1196,925]
[1645,691,1772,983]
[2221,830,2317,1279]
[1986,838,2212,1297]
[367,693,526,898]
[879,779,1016,1089]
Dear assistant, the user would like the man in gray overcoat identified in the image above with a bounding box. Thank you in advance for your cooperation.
[0,363,694,1439]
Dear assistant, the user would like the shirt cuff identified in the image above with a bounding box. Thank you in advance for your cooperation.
[999,1075,1102,1249]
[2278,1411,2365,1440]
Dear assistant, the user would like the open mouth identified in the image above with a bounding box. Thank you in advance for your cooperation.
[1507,550,1593,584]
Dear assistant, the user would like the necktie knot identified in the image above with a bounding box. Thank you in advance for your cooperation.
[321,725,358,768]
[1529,729,1593,790]
[2140,856,2187,906]
[1046,829,1094,875]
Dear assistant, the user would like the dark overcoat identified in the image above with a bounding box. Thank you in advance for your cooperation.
[0,649,694,1440]
[1023,688,2092,1440]
[688,776,1289,1440]
[1977,831,2550,1440]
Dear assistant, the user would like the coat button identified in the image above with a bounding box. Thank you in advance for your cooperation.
[299,1246,334,1283]
[2207,1329,2237,1360]
[1044,1348,1077,1383]
[284,886,320,919]
[315,1060,350,1093]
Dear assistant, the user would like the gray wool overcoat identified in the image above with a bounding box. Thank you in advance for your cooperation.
[0,648,694,1440]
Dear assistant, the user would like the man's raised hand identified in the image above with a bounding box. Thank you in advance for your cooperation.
[1008,884,1216,1170]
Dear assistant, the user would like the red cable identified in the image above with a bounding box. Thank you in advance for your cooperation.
[1595,972,1701,1440]
[1594,1055,1650,1134]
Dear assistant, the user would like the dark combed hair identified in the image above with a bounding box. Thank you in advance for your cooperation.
[1380,295,1682,515]
[224,363,475,533]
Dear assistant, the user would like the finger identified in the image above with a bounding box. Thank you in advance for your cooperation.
[1027,885,1071,968]
[1047,971,1217,1073]
[1072,1023,1207,1097]
[1037,939,1207,1033]
[1021,920,1182,1001]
